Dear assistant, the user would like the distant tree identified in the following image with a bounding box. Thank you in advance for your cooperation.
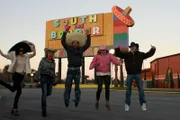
[169,68,174,88]
[177,73,180,89]
[152,72,155,88]
[3,65,9,73]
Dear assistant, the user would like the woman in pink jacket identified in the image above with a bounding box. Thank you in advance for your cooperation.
[89,45,121,111]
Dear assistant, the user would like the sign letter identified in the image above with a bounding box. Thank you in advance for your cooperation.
[89,14,97,23]
[54,20,60,28]
[62,19,69,26]
[92,27,100,35]
[51,31,57,39]
[80,16,87,24]
[71,17,78,25]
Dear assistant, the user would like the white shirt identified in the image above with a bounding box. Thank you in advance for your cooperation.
[14,55,26,74]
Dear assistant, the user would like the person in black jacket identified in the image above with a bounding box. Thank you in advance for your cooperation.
[61,27,91,107]
[114,42,156,111]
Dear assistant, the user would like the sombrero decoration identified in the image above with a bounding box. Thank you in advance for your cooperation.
[112,6,134,27]
[66,32,87,47]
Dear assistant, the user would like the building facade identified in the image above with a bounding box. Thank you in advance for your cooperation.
[139,53,180,88]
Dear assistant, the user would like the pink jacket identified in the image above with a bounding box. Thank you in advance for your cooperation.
[89,53,121,73]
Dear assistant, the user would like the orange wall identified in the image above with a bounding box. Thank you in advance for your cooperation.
[45,13,114,49]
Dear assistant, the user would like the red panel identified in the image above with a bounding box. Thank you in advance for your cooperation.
[114,20,126,26]
[114,25,128,34]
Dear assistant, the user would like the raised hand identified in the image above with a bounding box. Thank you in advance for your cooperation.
[84,29,90,35]
[151,45,156,49]
[0,49,3,55]
[64,26,70,32]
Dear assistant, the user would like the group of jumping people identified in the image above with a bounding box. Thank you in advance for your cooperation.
[0,26,156,117]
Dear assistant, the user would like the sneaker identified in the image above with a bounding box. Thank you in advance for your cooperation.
[125,104,130,111]
[141,103,147,111]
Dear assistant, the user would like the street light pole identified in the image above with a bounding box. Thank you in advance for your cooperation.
[30,73,34,87]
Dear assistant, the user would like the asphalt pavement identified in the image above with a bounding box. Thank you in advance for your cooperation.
[0,88,180,120]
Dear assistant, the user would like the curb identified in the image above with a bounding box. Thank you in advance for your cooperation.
[111,89,180,94]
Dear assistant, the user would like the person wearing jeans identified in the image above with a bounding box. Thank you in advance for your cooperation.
[64,68,81,107]
[89,45,121,111]
[37,48,56,117]
[114,42,156,111]
[61,27,91,108]
[125,74,145,106]
[0,42,36,116]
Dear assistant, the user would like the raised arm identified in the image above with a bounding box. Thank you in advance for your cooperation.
[114,46,127,59]
[61,26,70,50]
[143,45,156,59]
[28,42,36,58]
[82,35,91,52]
[61,32,68,50]
[0,49,11,59]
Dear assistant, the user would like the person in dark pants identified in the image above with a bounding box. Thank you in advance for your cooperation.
[89,45,121,111]
[37,48,56,117]
[61,27,91,108]
[0,42,36,116]
[114,42,156,111]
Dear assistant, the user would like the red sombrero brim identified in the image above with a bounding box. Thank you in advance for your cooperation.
[112,6,134,26]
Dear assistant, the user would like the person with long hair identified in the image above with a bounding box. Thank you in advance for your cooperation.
[37,48,56,117]
[0,42,36,116]
[89,45,121,111]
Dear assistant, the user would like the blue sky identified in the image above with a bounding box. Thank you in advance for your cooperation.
[0,0,180,79]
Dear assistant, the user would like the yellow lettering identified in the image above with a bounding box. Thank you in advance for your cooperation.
[89,14,97,23]
[71,17,78,25]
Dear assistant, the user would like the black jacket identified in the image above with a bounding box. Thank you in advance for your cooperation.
[61,32,91,67]
[114,48,156,74]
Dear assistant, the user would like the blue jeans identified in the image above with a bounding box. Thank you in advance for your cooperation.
[64,68,81,104]
[40,75,53,110]
[125,74,146,106]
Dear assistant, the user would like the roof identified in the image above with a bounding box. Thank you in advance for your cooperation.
[150,53,180,63]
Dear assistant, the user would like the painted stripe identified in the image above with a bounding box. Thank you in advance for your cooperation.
[114,25,128,34]
[114,33,128,41]
[113,40,128,47]
[113,20,126,26]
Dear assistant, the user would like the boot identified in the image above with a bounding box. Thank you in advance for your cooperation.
[105,100,111,111]
[42,106,47,117]
[42,109,46,117]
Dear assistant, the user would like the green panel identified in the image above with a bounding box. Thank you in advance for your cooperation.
[114,33,128,41]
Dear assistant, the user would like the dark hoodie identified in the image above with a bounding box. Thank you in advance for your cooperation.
[61,32,91,67]
[114,47,156,74]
